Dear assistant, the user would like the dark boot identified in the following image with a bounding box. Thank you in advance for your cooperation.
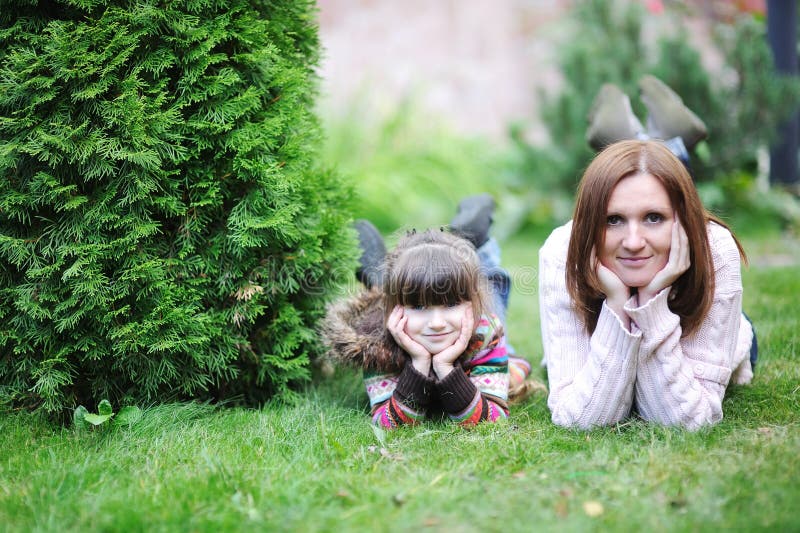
[639,75,708,150]
[586,83,645,151]
[354,219,386,289]
[449,193,495,249]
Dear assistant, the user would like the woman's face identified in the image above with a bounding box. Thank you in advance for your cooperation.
[599,173,674,288]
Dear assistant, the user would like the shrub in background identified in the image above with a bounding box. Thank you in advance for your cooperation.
[512,0,649,198]
[0,0,355,415]
[507,0,651,231]
[651,14,800,183]
[514,0,800,230]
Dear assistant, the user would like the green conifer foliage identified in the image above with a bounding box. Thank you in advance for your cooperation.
[0,0,355,414]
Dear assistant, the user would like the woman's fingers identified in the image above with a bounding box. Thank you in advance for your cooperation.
[643,218,691,299]
[592,246,628,300]
[677,219,690,272]
[668,217,690,276]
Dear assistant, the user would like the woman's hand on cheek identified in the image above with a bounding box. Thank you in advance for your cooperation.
[432,305,474,379]
[640,217,690,303]
[593,248,630,319]
[387,306,431,373]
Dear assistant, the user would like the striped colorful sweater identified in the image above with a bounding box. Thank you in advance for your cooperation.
[366,314,510,428]
[319,289,510,429]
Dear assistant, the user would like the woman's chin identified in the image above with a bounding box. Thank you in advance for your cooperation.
[618,275,654,290]
[609,267,655,290]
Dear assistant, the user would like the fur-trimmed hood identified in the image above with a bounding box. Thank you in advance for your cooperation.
[319,288,405,373]
[320,287,507,375]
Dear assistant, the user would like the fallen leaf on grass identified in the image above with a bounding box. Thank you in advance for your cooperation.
[366,445,404,461]
[583,501,604,517]
[380,447,404,461]
[423,517,441,527]
[428,473,445,486]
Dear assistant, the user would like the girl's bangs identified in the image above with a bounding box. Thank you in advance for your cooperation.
[392,248,474,307]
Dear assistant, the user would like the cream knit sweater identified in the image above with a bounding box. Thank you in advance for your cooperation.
[539,221,753,430]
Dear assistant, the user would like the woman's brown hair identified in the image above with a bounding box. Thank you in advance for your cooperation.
[566,139,746,336]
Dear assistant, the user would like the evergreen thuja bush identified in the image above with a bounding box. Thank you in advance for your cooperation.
[0,0,356,415]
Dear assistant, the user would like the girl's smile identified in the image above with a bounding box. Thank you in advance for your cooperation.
[402,303,469,355]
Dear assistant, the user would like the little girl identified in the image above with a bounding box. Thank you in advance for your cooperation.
[322,228,535,428]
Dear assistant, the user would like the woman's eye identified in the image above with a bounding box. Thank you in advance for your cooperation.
[446,301,461,308]
[411,305,425,311]
[645,213,664,223]
[607,215,623,226]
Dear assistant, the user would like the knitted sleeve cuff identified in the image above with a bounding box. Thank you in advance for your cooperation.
[394,363,436,409]
[596,301,641,347]
[436,366,479,414]
[625,288,679,332]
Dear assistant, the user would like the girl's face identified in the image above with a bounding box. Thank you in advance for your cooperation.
[402,302,470,355]
[599,173,674,288]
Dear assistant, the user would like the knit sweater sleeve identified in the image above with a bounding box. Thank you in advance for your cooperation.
[366,363,435,429]
[539,223,642,429]
[625,223,747,430]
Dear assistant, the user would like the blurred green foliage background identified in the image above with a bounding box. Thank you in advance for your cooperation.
[323,0,800,240]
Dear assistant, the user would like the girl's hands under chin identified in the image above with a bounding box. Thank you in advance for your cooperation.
[432,306,474,379]
[639,217,690,304]
[386,305,431,374]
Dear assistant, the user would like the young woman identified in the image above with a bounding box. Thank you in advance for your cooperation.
[539,139,755,430]
[322,227,535,429]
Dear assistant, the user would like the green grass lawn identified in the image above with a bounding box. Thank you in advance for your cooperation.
[1,230,798,532]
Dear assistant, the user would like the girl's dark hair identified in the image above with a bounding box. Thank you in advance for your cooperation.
[566,139,746,337]
[383,229,491,323]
